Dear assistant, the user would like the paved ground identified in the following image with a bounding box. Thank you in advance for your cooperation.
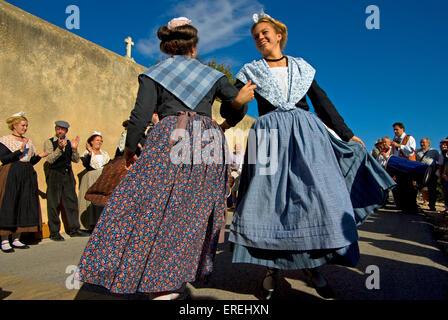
[1,204,448,300]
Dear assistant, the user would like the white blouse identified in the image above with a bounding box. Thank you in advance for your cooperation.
[81,150,110,170]
[270,67,289,100]
[94,154,104,168]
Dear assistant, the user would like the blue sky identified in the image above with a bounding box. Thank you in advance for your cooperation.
[5,0,448,150]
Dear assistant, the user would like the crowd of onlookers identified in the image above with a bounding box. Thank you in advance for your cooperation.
[0,112,156,253]
[2,114,446,255]
[370,122,448,215]
[0,111,245,254]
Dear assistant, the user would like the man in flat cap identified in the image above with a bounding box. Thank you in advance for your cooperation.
[43,121,89,240]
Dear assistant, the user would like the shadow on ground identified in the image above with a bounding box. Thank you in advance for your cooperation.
[73,208,448,300]
[0,288,12,300]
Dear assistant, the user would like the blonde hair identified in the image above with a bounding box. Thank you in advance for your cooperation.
[251,17,288,50]
[6,115,28,131]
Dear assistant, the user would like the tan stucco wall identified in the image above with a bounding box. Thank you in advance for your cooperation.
[0,1,254,233]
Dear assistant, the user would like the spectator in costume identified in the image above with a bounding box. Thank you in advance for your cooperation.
[377,136,392,168]
[78,132,110,231]
[390,122,419,214]
[371,138,383,161]
[0,112,48,253]
[43,121,89,241]
[415,138,440,211]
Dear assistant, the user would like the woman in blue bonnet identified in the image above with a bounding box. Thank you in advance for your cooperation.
[77,17,256,299]
[229,12,396,299]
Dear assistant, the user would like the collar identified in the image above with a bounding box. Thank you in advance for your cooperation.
[236,56,315,111]
[142,56,224,110]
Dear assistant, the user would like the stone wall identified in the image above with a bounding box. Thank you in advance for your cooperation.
[0,1,254,233]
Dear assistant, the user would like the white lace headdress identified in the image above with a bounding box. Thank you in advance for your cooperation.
[252,9,271,23]
[167,17,192,30]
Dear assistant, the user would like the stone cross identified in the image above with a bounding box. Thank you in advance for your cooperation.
[125,36,134,59]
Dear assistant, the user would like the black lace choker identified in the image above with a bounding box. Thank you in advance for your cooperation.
[12,134,24,139]
[264,56,285,62]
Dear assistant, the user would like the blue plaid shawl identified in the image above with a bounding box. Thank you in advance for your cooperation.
[142,56,224,110]
[236,56,315,111]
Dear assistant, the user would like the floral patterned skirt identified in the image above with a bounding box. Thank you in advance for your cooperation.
[77,115,229,294]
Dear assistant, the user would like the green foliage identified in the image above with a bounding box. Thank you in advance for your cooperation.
[197,56,235,84]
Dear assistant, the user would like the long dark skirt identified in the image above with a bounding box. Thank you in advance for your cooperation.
[77,115,230,294]
[0,161,41,235]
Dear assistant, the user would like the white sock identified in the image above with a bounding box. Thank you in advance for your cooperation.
[12,239,26,247]
[152,293,179,300]
[12,233,26,247]
[1,239,12,250]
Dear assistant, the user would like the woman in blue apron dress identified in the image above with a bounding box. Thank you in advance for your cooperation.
[76,17,256,300]
[227,12,396,299]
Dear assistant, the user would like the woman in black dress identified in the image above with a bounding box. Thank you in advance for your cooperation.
[0,113,48,253]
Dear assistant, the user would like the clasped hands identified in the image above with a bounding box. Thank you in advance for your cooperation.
[19,139,49,158]
[58,136,80,150]
[221,81,257,132]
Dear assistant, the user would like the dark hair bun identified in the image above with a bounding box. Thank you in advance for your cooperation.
[157,25,199,56]
[157,26,171,42]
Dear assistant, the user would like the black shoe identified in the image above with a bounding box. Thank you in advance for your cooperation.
[69,230,90,237]
[50,233,65,241]
[261,268,279,300]
[304,268,335,299]
[314,282,335,299]
[11,243,30,249]
[1,247,15,253]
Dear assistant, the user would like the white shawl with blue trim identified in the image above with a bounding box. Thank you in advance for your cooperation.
[236,57,316,111]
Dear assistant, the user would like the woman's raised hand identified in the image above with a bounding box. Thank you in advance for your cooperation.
[71,136,80,150]
[86,143,93,154]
